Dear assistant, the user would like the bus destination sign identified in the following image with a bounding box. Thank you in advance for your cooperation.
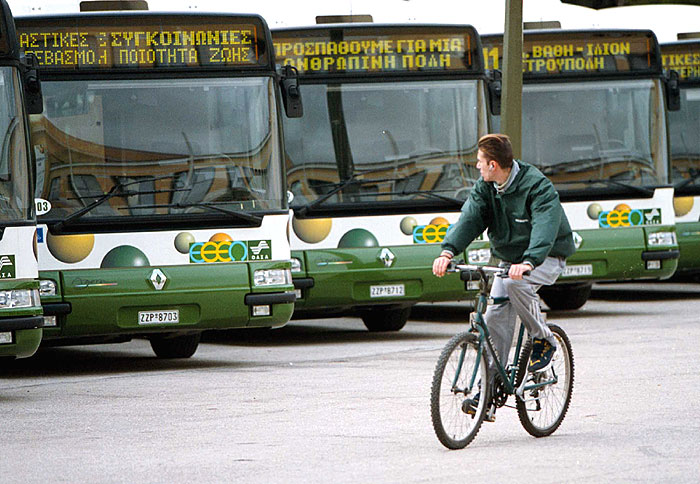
[482,31,659,76]
[17,16,267,71]
[661,42,700,82]
[273,26,480,76]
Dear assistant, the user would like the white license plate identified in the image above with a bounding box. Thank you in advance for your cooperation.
[138,309,180,325]
[561,264,593,277]
[370,284,405,298]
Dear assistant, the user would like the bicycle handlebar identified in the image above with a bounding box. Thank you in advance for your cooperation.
[446,261,531,277]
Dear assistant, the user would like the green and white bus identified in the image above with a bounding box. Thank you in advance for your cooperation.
[0,0,44,359]
[482,30,680,309]
[273,23,497,330]
[661,39,700,275]
[17,9,300,357]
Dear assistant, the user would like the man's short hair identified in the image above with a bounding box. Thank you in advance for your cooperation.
[478,134,513,169]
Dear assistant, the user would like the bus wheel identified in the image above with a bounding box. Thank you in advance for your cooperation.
[360,307,411,332]
[149,333,201,359]
[539,283,592,311]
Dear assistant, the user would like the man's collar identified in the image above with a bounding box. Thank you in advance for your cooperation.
[494,160,520,194]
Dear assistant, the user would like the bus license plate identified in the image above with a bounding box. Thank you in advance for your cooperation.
[138,309,180,325]
[561,264,593,277]
[370,284,405,298]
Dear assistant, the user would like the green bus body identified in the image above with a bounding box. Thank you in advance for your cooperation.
[274,24,491,330]
[0,0,44,359]
[39,260,294,340]
[292,244,473,316]
[662,40,700,275]
[481,30,680,309]
[18,13,296,357]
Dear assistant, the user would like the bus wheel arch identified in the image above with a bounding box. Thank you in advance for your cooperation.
[149,332,201,359]
[359,306,412,332]
[539,282,592,311]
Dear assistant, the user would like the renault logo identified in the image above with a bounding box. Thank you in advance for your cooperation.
[149,269,167,290]
[572,231,583,249]
[378,248,395,267]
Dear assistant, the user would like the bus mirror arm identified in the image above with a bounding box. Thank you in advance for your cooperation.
[664,69,681,112]
[280,65,303,118]
[487,69,502,116]
[20,53,43,115]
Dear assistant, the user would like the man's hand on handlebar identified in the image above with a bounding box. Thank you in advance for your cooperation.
[508,263,532,280]
[432,255,452,278]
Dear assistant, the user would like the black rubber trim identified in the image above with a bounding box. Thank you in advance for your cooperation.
[292,278,315,290]
[0,315,44,331]
[641,249,680,261]
[42,302,72,316]
[244,291,297,306]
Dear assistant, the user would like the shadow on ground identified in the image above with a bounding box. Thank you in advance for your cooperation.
[0,345,245,379]
[591,283,700,302]
[203,319,449,347]
[409,304,473,323]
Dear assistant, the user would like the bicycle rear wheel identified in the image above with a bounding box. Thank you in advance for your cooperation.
[430,331,489,449]
[516,324,574,437]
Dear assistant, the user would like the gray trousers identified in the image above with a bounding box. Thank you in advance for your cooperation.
[484,256,566,377]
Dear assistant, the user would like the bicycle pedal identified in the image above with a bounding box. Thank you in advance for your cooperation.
[485,406,497,423]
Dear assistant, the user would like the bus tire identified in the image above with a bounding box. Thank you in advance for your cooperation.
[539,283,592,311]
[360,307,411,332]
[149,333,201,359]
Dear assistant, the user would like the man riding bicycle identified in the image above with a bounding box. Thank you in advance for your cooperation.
[433,133,576,413]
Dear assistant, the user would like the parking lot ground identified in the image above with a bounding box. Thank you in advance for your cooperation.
[1,282,699,483]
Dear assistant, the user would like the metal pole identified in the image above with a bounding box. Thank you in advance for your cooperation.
[501,0,523,158]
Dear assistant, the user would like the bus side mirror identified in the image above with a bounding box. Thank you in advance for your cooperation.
[664,70,681,112]
[487,69,502,116]
[280,65,303,118]
[21,53,43,115]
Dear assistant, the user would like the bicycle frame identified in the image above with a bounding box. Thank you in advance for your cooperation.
[452,265,558,400]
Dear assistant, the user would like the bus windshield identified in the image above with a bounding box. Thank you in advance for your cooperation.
[284,80,483,209]
[33,76,285,223]
[498,79,667,192]
[669,87,700,189]
[0,66,31,222]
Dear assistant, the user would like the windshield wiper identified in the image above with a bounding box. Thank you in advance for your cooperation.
[51,174,177,230]
[395,189,466,206]
[674,168,700,190]
[295,167,396,216]
[555,179,655,196]
[130,201,263,224]
[541,156,653,176]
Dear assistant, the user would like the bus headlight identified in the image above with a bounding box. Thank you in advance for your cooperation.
[468,249,491,264]
[254,269,292,287]
[39,279,57,297]
[647,232,676,247]
[290,258,302,273]
[0,289,41,309]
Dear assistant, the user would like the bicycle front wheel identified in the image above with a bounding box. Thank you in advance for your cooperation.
[430,332,489,449]
[516,324,574,437]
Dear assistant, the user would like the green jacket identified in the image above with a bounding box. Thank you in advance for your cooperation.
[442,161,576,267]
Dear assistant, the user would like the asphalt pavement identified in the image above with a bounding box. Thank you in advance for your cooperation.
[1,282,699,483]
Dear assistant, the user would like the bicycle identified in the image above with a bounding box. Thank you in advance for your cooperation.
[430,262,574,449]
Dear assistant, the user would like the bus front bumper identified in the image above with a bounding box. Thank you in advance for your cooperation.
[0,315,44,332]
